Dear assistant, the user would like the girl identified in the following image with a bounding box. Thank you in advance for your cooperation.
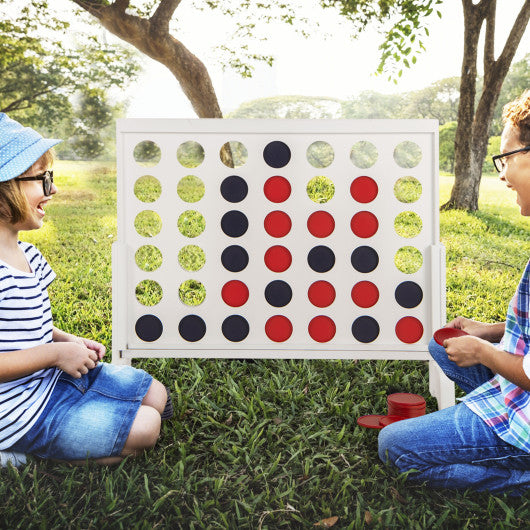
[379,90,530,494]
[0,113,171,465]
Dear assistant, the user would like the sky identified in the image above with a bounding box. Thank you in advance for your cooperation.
[55,1,530,118]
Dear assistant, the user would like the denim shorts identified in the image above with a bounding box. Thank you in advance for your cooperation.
[10,363,153,460]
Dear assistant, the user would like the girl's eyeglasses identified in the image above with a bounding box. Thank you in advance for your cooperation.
[16,170,54,196]
[492,146,530,173]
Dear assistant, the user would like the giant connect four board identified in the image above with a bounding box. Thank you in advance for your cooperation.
[112,119,454,409]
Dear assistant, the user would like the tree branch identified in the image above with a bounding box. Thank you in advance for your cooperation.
[151,0,182,34]
[483,0,495,72]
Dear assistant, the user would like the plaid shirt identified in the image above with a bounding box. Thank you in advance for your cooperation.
[463,260,530,453]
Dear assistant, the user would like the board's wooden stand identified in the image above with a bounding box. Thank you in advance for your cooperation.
[112,119,455,409]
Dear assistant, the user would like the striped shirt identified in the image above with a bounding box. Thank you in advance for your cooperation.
[0,242,60,449]
[463,259,530,453]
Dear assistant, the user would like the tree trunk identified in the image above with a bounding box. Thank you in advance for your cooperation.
[442,0,530,211]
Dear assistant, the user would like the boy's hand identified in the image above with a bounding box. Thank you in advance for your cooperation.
[445,317,505,342]
[54,343,99,378]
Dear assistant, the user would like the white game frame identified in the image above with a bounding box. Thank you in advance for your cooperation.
[112,119,455,409]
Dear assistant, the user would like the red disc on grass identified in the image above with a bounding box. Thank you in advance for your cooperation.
[357,415,386,429]
[395,316,424,344]
[379,415,406,427]
[264,176,291,203]
[308,281,336,308]
[264,210,292,237]
[221,280,249,307]
[387,393,426,407]
[307,211,335,238]
[350,176,378,203]
[265,315,293,342]
[264,245,292,272]
[433,327,468,346]
[351,211,379,238]
[351,281,379,308]
[308,315,336,343]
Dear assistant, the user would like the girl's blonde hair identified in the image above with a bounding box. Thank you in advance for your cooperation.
[0,149,55,224]
[502,90,530,145]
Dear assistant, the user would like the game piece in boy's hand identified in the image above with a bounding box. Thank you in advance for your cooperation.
[433,327,469,346]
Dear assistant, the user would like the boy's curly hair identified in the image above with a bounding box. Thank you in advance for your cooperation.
[0,150,54,224]
[502,89,530,145]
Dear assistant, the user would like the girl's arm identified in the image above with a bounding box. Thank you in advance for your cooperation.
[0,342,98,383]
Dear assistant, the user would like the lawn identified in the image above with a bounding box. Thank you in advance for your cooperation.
[1,161,530,528]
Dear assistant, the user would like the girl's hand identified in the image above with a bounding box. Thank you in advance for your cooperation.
[54,343,99,378]
[445,317,505,342]
[75,337,106,361]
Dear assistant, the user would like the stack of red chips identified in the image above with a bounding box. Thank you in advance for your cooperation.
[356,392,426,429]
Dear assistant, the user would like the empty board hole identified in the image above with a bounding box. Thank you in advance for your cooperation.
[307,141,334,168]
[135,175,161,203]
[135,245,163,272]
[177,141,205,168]
[178,175,205,203]
[179,279,206,306]
[394,177,422,203]
[178,210,205,238]
[395,246,423,274]
[178,245,205,271]
[394,141,422,168]
[221,141,248,168]
[350,141,378,168]
[307,176,335,204]
[134,141,161,167]
[135,210,162,238]
[394,211,422,238]
[135,280,163,306]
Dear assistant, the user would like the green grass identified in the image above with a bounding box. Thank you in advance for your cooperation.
[2,162,530,528]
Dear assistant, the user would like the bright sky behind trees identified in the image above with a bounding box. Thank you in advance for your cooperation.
[52,0,530,118]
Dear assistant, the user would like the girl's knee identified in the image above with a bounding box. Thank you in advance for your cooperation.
[142,379,167,414]
[123,406,161,455]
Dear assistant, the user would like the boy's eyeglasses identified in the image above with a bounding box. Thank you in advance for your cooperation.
[492,146,530,173]
[16,170,54,196]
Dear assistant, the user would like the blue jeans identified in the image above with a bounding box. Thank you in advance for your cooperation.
[378,338,530,494]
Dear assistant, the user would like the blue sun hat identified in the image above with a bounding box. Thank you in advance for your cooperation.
[0,113,62,183]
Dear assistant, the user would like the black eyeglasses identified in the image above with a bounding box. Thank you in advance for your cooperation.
[492,146,530,173]
[16,170,54,196]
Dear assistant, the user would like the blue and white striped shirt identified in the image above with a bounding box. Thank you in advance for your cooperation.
[0,242,60,449]
[463,259,530,453]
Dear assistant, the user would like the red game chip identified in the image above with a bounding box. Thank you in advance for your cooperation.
[351,211,379,238]
[387,393,426,418]
[264,245,292,272]
[395,316,424,344]
[265,315,293,342]
[308,281,336,308]
[357,414,386,429]
[350,176,378,203]
[379,415,406,427]
[221,280,249,307]
[351,281,379,308]
[264,176,291,203]
[433,327,468,346]
[308,315,336,342]
[264,210,292,238]
[307,211,335,238]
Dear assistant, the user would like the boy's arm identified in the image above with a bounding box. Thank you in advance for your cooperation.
[0,342,98,383]
[444,336,530,391]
